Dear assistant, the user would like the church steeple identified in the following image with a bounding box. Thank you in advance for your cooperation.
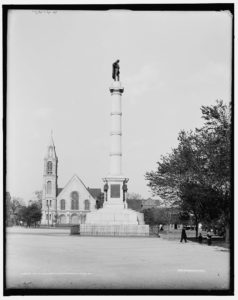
[42,132,58,225]
[45,130,57,160]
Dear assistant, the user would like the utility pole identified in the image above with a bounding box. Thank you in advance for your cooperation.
[47,203,49,227]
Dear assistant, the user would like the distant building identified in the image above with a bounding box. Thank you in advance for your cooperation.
[127,197,187,229]
[127,198,161,211]
[41,135,101,225]
[141,198,161,209]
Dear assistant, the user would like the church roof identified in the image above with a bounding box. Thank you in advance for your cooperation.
[88,188,102,199]
[56,174,101,200]
[57,188,63,196]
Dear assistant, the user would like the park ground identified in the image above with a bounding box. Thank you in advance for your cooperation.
[5,227,230,291]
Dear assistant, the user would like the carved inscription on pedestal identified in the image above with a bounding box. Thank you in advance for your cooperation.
[110,184,120,198]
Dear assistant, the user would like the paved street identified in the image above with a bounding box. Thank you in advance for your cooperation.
[6,227,230,290]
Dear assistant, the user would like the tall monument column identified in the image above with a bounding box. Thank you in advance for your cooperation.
[103,60,128,207]
[84,60,148,235]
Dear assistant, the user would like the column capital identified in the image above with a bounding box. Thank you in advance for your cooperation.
[110,131,122,136]
[109,81,124,94]
[109,87,124,94]
[110,152,122,156]
[110,112,122,116]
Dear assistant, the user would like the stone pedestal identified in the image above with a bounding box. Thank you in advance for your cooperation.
[84,204,148,236]
[86,206,144,225]
[103,176,128,208]
[80,224,149,237]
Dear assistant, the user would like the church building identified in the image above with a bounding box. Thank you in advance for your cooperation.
[41,135,102,225]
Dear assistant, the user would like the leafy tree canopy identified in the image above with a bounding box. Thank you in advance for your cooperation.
[145,100,231,237]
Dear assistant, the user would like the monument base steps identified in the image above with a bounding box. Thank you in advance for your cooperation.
[80,224,149,237]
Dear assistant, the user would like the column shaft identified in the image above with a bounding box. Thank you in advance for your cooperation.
[109,83,124,176]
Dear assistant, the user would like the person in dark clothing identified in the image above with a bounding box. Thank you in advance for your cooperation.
[198,233,203,243]
[157,225,160,238]
[207,231,212,245]
[180,227,187,243]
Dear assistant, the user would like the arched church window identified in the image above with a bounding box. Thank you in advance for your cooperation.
[47,181,52,194]
[47,161,53,174]
[60,199,65,210]
[71,191,79,210]
[84,199,90,210]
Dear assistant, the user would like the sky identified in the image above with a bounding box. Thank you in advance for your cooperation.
[6,8,232,203]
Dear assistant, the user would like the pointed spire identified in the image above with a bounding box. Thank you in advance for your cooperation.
[45,131,57,159]
[49,129,55,147]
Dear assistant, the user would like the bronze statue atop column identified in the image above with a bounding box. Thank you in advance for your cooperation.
[112,60,120,81]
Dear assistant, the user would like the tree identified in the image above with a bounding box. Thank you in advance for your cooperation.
[96,192,104,209]
[126,193,143,211]
[146,100,231,239]
[143,208,155,226]
[34,190,43,208]
[127,193,142,200]
[198,100,231,241]
[143,207,179,227]
[8,197,25,225]
[18,203,42,227]
[17,206,28,225]
[179,181,223,237]
[179,211,190,224]
[28,203,42,226]
[6,192,12,226]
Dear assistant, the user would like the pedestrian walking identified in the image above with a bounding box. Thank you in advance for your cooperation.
[198,233,203,244]
[157,225,160,238]
[180,226,187,243]
[207,230,212,246]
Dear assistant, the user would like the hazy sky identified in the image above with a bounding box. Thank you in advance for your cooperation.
[7,9,232,202]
